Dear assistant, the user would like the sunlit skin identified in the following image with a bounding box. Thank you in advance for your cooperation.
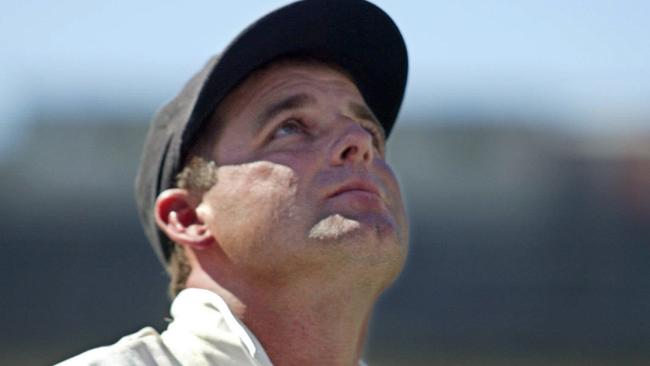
[155,61,409,366]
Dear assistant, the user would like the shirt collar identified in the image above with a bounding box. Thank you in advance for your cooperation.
[163,288,273,366]
[164,288,368,366]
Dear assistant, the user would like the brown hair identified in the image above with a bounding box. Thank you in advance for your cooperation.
[166,156,218,298]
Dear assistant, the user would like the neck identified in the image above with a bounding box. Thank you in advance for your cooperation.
[186,257,380,366]
[244,283,373,366]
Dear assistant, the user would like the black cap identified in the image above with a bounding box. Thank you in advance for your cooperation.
[135,0,408,269]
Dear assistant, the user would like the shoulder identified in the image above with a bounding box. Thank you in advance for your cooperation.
[55,327,180,366]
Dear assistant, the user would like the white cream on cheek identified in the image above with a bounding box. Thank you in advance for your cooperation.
[196,161,300,240]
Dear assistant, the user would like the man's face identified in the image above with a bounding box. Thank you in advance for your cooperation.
[195,61,408,286]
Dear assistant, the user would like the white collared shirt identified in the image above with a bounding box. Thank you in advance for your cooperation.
[56,288,367,366]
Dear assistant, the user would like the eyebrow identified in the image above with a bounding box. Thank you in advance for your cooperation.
[254,93,316,132]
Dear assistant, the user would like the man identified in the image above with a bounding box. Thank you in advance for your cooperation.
[58,0,408,365]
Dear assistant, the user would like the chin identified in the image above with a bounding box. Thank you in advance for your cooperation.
[307,212,408,274]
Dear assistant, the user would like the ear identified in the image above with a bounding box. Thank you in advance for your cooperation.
[154,188,214,250]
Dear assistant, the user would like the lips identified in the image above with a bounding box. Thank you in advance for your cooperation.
[327,179,382,200]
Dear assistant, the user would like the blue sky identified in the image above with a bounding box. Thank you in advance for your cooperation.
[1,0,649,153]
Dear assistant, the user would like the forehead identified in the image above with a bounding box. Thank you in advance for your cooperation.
[215,60,366,120]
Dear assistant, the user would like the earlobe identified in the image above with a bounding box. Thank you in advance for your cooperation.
[155,189,214,250]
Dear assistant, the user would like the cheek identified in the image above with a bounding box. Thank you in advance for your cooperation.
[197,161,299,239]
[378,162,409,229]
[376,160,403,202]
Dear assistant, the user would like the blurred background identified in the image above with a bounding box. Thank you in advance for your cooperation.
[1,0,649,365]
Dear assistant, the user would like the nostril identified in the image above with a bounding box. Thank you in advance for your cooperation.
[363,149,370,162]
[341,146,357,161]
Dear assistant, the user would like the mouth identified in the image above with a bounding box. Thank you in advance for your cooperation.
[327,180,382,200]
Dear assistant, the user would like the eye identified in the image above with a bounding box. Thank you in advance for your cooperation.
[271,118,306,140]
[361,123,385,152]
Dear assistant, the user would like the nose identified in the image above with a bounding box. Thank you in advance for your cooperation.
[330,120,374,166]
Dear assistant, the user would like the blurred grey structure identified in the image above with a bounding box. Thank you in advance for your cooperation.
[2,0,650,364]
[1,109,649,365]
